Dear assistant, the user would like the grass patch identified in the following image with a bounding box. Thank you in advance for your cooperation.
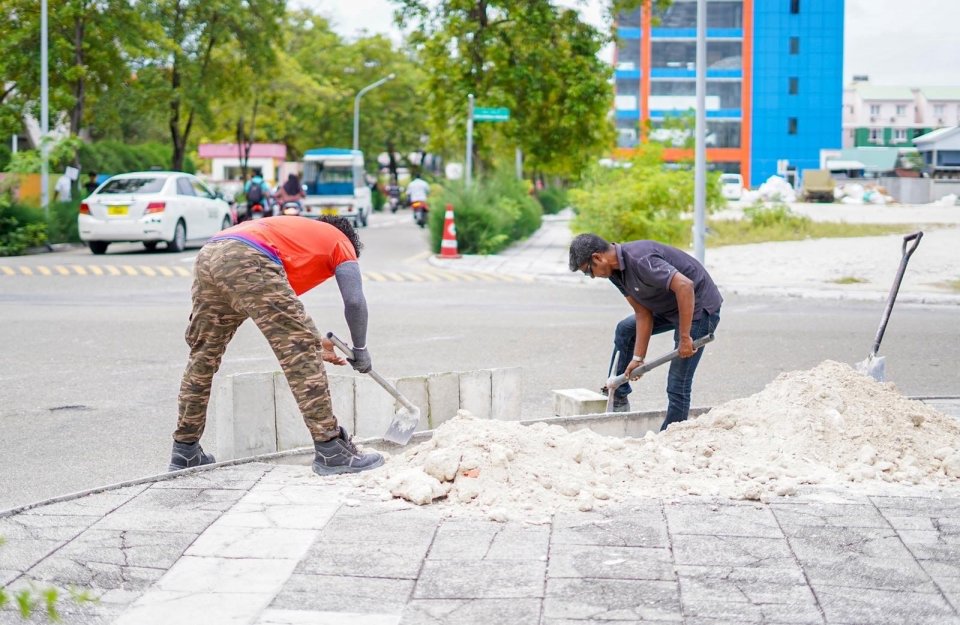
[831,276,868,285]
[687,219,916,247]
[937,278,960,293]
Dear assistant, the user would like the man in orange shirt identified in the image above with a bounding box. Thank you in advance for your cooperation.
[169,215,383,475]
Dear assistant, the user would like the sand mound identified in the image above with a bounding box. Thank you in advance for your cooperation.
[358,361,960,520]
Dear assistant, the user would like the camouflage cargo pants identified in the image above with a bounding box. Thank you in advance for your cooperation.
[174,239,340,443]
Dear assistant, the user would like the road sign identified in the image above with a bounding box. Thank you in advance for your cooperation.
[474,107,510,122]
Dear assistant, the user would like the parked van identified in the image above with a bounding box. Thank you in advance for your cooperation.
[301,148,371,227]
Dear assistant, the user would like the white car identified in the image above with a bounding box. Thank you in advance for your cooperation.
[720,173,744,201]
[78,171,234,254]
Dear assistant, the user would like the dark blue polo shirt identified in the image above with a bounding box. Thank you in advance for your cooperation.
[609,241,722,325]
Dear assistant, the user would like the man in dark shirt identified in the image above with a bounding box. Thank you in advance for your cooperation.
[569,233,722,431]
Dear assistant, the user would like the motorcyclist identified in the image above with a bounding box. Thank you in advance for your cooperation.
[276,173,306,215]
[244,173,273,220]
[407,175,429,205]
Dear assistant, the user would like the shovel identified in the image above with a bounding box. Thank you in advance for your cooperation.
[326,332,422,445]
[605,334,716,413]
[856,231,923,381]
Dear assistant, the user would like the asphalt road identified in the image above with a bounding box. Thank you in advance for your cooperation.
[1,211,958,510]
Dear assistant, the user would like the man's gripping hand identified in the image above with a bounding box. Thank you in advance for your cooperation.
[347,347,372,373]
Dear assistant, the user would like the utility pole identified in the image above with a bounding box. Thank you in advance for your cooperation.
[693,0,707,263]
[465,94,474,187]
[353,73,395,152]
[40,0,49,215]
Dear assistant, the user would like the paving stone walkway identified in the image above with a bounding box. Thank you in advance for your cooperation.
[3,461,960,625]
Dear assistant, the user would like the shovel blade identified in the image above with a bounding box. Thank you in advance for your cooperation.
[855,354,886,382]
[383,406,421,445]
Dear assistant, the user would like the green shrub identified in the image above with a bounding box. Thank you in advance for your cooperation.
[569,144,724,245]
[742,201,811,229]
[536,186,569,215]
[46,200,82,244]
[76,141,194,175]
[0,196,47,256]
[371,187,385,213]
[428,171,542,255]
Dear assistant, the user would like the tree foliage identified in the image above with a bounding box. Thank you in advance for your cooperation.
[394,0,614,178]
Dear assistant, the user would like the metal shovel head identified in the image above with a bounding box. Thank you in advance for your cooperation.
[382,405,422,445]
[855,353,886,382]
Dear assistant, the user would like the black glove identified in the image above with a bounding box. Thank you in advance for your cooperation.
[347,347,372,373]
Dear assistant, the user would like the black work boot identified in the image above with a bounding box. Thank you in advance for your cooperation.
[313,427,384,476]
[168,440,216,472]
[612,396,631,413]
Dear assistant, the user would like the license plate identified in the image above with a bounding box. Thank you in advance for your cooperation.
[321,207,339,216]
[107,205,128,216]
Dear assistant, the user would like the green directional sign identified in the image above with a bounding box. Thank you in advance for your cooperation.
[474,107,510,122]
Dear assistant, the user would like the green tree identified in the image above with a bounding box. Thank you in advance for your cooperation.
[394,0,614,178]
[137,0,284,170]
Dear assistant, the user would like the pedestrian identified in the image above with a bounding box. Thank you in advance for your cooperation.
[54,173,72,202]
[568,233,722,431]
[169,215,384,475]
[83,171,99,197]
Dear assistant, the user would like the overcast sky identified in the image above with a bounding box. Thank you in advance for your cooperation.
[296,0,960,87]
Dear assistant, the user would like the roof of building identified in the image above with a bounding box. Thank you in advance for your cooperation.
[913,126,960,145]
[835,147,901,172]
[919,87,960,101]
[853,85,915,101]
[197,143,287,159]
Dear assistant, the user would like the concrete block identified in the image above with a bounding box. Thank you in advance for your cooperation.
[490,367,523,421]
[274,371,310,451]
[213,371,278,461]
[427,372,460,428]
[395,376,431,432]
[354,375,397,439]
[459,369,492,419]
[553,388,609,417]
[328,374,356,434]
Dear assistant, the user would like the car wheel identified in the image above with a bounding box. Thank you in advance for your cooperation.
[167,220,186,253]
[89,241,109,255]
[220,215,231,231]
[143,241,159,251]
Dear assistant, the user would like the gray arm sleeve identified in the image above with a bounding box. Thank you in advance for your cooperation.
[334,261,368,348]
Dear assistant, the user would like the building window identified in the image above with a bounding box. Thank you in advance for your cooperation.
[894,129,907,142]
[788,117,798,135]
[651,41,742,71]
[869,128,882,143]
[789,77,799,95]
[870,104,880,116]
[790,0,800,14]
[789,37,800,55]
[896,105,906,116]
[652,2,744,29]
[934,104,945,116]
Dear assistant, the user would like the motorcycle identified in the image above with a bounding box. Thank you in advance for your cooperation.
[248,202,268,220]
[386,185,401,213]
[279,200,303,216]
[411,200,429,228]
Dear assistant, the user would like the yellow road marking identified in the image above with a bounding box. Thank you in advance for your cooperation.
[105,265,121,276]
[71,265,87,276]
[418,272,442,282]
[381,272,405,282]
[37,266,52,276]
[174,266,191,277]
[54,265,70,276]
[139,265,157,277]
[87,265,103,276]
[157,266,174,277]
[0,266,14,276]
[364,272,386,282]
[399,272,427,283]
[427,270,461,282]
[122,265,137,276]
[19,266,33,276]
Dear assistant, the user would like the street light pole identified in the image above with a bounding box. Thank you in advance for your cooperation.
[40,0,49,214]
[353,73,396,152]
[693,0,707,263]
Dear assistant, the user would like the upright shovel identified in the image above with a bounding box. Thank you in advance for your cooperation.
[856,231,923,381]
[326,332,422,445]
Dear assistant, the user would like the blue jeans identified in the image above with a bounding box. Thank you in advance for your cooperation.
[611,309,720,431]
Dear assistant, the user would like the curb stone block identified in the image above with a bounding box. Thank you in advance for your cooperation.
[214,371,277,461]
[274,372,310,451]
[459,369,492,419]
[491,367,523,420]
[553,388,608,417]
[427,372,460,428]
[395,376,431,432]
[328,374,356,435]
[354,375,397,439]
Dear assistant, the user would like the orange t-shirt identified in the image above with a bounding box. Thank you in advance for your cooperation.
[221,217,357,295]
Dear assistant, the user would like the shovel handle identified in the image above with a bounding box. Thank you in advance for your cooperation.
[870,231,923,356]
[606,333,716,392]
[325,332,418,413]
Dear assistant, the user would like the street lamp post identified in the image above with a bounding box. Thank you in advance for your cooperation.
[353,73,396,152]
[40,0,49,214]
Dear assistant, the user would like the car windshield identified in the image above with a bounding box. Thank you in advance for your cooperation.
[98,177,166,194]
[720,175,741,184]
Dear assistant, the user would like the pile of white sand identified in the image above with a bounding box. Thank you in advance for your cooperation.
[355,361,960,520]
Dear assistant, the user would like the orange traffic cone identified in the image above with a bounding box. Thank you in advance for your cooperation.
[440,204,461,259]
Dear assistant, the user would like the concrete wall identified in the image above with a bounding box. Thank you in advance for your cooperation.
[208,367,522,461]
[878,177,960,204]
